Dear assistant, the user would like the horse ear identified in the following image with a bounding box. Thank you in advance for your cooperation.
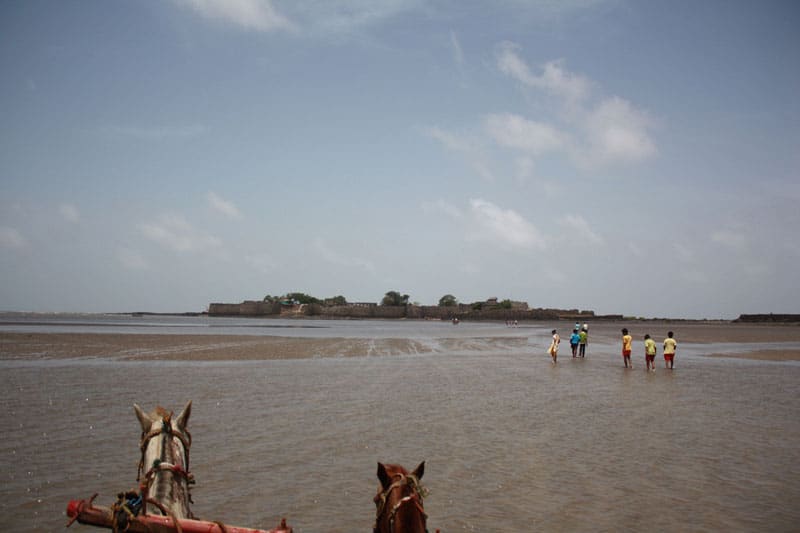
[412,461,425,480]
[176,400,192,430]
[377,462,392,490]
[134,403,152,432]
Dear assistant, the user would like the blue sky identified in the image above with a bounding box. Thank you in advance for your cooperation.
[1,0,798,319]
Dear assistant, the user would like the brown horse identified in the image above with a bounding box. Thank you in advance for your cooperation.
[373,462,429,533]
[134,400,194,520]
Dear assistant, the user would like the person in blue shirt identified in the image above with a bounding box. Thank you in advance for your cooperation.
[570,328,580,358]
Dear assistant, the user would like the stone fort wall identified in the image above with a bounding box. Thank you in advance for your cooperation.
[209,301,596,321]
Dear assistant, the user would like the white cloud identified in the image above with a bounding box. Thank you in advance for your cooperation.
[284,1,422,35]
[583,97,656,164]
[175,0,294,31]
[469,199,546,250]
[140,214,222,253]
[0,226,26,249]
[425,126,495,181]
[59,203,80,222]
[421,199,462,219]
[486,113,566,155]
[711,230,747,251]
[207,191,243,219]
[496,42,591,104]
[314,238,375,274]
[117,247,149,270]
[559,214,604,245]
[494,43,656,168]
[425,126,469,152]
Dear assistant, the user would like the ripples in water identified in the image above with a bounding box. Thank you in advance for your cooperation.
[2,345,800,532]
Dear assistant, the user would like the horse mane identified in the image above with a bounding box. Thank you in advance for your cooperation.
[154,406,172,420]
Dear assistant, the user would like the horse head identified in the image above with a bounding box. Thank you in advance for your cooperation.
[373,461,428,533]
[134,400,193,519]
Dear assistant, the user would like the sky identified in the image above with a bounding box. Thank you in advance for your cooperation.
[1,1,799,319]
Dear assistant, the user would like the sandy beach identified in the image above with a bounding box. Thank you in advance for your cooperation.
[2,320,799,361]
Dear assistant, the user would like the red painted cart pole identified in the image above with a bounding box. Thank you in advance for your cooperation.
[66,496,293,533]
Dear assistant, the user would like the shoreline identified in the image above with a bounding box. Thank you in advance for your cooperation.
[2,319,800,362]
[3,309,799,324]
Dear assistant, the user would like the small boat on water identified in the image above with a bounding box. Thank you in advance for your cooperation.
[66,493,293,533]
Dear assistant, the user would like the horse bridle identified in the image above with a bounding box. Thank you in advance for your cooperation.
[136,413,194,499]
[373,473,428,533]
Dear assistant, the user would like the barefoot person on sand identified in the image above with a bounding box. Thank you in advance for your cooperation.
[644,334,657,372]
[621,328,633,368]
[548,329,560,364]
[663,331,677,369]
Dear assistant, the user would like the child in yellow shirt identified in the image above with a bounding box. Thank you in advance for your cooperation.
[644,334,657,372]
[621,328,633,368]
[663,331,677,369]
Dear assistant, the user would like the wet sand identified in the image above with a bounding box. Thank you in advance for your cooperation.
[0,333,423,360]
[2,320,799,361]
[560,320,800,361]
[705,349,800,361]
[564,319,800,344]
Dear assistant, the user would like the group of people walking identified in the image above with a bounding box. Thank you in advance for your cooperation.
[548,322,589,364]
[622,328,677,371]
[546,323,677,371]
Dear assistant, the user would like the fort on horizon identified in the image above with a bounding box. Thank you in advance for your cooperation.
[208,296,609,322]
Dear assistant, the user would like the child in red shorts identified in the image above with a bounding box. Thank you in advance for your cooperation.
[663,331,677,369]
[621,328,633,368]
[644,334,657,372]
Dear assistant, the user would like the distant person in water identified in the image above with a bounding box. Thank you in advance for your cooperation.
[548,329,560,364]
[621,328,633,368]
[570,328,580,358]
[578,326,588,358]
[644,334,657,372]
[663,331,677,369]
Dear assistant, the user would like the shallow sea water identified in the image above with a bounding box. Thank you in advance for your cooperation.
[1,318,799,532]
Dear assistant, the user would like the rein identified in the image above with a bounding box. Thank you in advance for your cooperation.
[136,414,194,515]
[137,416,192,480]
[374,473,428,533]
